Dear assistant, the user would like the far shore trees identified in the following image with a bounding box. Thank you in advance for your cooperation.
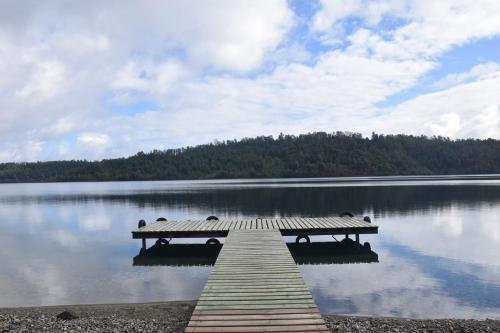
[1,132,499,183]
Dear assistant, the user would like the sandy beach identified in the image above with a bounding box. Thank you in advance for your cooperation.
[1,301,499,333]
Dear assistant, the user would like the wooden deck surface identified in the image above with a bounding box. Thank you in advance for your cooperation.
[185,230,330,332]
[133,217,377,239]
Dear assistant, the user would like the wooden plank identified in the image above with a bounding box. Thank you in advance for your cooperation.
[292,218,304,229]
[286,218,300,229]
[209,263,299,268]
[209,271,302,275]
[200,292,311,297]
[219,220,228,231]
[283,218,296,229]
[179,220,197,231]
[283,219,291,229]
[209,220,222,231]
[195,304,319,310]
[196,300,316,306]
[190,313,322,321]
[201,286,310,291]
[188,319,326,326]
[207,269,302,274]
[297,218,312,229]
[181,220,195,231]
[309,218,329,229]
[299,217,315,230]
[325,217,339,228]
[186,324,329,333]
[192,308,321,316]
[198,296,314,302]
[224,220,233,231]
[292,218,307,229]
[276,219,286,230]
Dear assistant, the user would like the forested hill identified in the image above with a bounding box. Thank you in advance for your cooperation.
[1,132,500,183]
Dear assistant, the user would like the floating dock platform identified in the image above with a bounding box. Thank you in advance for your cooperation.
[132,216,378,332]
[133,217,377,242]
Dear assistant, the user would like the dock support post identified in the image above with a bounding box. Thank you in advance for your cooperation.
[345,234,349,239]
[355,234,359,243]
[142,238,146,250]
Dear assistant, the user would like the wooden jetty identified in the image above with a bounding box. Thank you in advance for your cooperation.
[186,229,329,332]
[132,216,378,332]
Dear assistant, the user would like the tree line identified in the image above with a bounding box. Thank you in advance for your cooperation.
[1,132,499,183]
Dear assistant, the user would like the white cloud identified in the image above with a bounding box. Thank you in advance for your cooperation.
[433,62,500,89]
[269,43,312,66]
[313,0,500,60]
[464,105,500,139]
[371,70,500,139]
[0,1,292,72]
[74,133,111,160]
[77,133,109,146]
[14,60,66,101]
[180,1,293,72]
[0,0,295,161]
[428,113,462,138]
[111,59,187,97]
[312,0,409,33]
[397,1,500,58]
[0,1,500,161]
[0,140,45,162]
[72,48,434,158]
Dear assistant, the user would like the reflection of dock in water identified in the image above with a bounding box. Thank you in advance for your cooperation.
[133,243,222,266]
[289,238,378,265]
[132,215,378,332]
[133,238,378,267]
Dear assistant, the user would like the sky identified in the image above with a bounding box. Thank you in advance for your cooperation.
[1,0,500,162]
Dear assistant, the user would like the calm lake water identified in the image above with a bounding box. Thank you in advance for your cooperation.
[1,176,500,319]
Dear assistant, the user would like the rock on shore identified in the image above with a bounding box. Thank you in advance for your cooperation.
[1,301,499,332]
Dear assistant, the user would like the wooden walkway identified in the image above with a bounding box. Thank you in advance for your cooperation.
[133,217,377,239]
[132,216,378,331]
[185,230,330,332]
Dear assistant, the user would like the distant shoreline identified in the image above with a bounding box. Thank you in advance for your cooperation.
[2,133,500,183]
[1,301,499,332]
[1,173,500,185]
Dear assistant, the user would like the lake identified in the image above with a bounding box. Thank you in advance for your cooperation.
[1,176,499,319]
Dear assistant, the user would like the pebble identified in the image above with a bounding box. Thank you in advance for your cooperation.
[56,311,78,321]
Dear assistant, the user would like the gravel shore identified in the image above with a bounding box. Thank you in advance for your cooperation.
[1,301,499,332]
[0,301,195,333]
[324,315,500,332]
